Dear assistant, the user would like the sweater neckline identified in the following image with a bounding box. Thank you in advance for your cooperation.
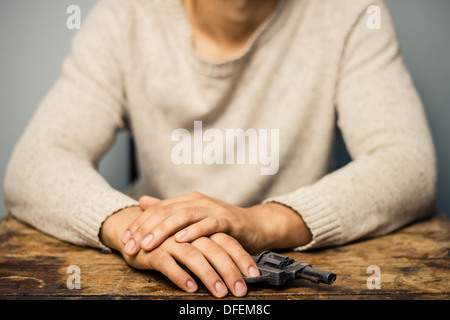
[164,0,290,78]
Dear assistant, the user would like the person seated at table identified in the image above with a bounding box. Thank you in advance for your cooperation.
[4,0,436,298]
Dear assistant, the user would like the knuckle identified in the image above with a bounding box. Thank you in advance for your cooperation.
[151,251,171,271]
[213,233,244,250]
[127,218,145,234]
[165,215,183,230]
[158,205,174,217]
[133,224,148,238]
[188,191,203,198]
[191,236,212,248]
[143,249,163,269]
[178,207,193,219]
[154,217,176,236]
[187,222,207,237]
[216,209,235,224]
[226,237,242,249]
[206,216,221,231]
[179,242,199,259]
[151,225,166,238]
[236,248,252,264]
[210,232,232,243]
[143,206,157,216]
[197,196,214,207]
[125,224,136,235]
[223,264,243,279]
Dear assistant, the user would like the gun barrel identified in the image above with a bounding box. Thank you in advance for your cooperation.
[300,266,336,285]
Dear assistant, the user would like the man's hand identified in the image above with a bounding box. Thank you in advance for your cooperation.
[99,206,260,298]
[120,191,312,256]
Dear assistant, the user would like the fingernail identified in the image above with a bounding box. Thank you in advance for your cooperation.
[248,266,260,277]
[215,281,228,297]
[124,239,135,254]
[234,281,247,296]
[175,230,187,241]
[141,234,154,248]
[121,230,131,244]
[186,280,197,292]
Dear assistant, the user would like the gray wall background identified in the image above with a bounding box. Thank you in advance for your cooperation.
[1,0,449,221]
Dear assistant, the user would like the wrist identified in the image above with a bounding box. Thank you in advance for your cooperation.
[100,206,142,251]
[250,202,312,250]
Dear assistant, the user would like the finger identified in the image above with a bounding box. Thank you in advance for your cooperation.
[121,208,150,244]
[123,202,190,253]
[123,193,210,254]
[125,201,200,255]
[174,216,229,243]
[192,237,247,297]
[122,207,160,255]
[134,249,198,293]
[139,195,161,210]
[172,242,229,298]
[140,206,206,251]
[210,233,260,278]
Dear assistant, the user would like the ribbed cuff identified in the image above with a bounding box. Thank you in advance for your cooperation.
[263,187,344,251]
[74,188,139,252]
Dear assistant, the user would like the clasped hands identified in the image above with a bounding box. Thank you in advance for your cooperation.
[100,191,311,298]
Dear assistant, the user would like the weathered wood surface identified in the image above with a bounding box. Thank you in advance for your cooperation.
[0,213,449,300]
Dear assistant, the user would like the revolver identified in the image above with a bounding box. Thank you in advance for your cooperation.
[243,251,336,286]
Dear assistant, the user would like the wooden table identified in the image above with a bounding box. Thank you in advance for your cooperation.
[0,213,449,302]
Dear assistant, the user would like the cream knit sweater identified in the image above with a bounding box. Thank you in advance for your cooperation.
[4,0,437,252]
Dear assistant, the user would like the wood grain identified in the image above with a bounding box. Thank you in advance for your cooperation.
[0,213,448,300]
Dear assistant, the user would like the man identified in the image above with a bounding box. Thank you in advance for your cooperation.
[4,0,436,298]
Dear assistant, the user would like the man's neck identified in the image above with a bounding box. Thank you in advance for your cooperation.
[183,0,279,60]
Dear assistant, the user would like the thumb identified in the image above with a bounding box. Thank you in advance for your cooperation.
[139,195,161,210]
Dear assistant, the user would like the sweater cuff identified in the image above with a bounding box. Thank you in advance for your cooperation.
[74,189,139,252]
[263,187,344,251]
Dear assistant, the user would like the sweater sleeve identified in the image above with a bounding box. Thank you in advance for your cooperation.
[4,0,138,251]
[264,1,437,251]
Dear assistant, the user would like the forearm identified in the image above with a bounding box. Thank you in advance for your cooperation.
[266,143,436,252]
[265,0,436,251]
[4,140,138,250]
[4,0,137,250]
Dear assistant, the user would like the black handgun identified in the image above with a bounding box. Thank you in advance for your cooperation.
[243,251,336,286]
